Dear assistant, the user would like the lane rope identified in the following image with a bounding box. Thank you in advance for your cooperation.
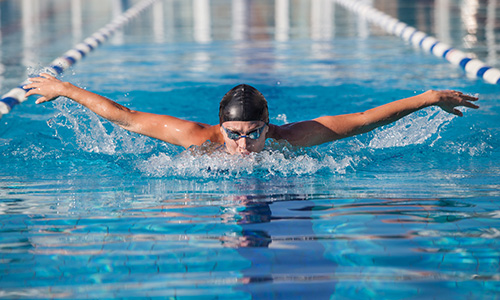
[334,0,500,85]
[0,0,158,118]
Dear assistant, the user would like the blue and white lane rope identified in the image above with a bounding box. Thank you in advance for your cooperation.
[0,0,158,118]
[334,0,500,85]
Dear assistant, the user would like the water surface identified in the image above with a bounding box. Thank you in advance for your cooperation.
[1,0,500,299]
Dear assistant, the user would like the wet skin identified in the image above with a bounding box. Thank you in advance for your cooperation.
[24,74,480,154]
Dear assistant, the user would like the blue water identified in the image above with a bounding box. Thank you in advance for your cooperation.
[1,0,500,299]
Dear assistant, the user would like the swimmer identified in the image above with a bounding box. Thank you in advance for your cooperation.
[24,73,479,155]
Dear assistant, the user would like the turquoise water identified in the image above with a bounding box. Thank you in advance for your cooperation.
[1,0,500,299]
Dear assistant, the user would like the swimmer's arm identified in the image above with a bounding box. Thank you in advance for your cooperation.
[272,90,479,147]
[24,73,220,148]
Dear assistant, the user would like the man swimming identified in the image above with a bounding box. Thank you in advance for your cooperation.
[24,73,479,155]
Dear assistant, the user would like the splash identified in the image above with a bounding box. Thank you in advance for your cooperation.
[44,105,363,178]
[135,141,359,178]
[42,102,491,179]
[48,99,156,155]
[368,107,455,149]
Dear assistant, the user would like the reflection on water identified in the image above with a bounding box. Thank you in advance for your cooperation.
[1,0,500,299]
[2,190,500,298]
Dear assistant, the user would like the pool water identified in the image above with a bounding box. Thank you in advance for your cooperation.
[1,0,500,299]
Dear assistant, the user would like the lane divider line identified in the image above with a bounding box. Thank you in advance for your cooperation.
[333,0,500,85]
[0,0,158,118]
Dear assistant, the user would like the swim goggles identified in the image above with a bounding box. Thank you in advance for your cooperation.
[222,125,266,140]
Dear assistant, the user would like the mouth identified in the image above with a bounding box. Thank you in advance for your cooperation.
[238,150,251,155]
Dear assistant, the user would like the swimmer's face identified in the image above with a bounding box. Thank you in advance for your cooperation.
[220,121,268,155]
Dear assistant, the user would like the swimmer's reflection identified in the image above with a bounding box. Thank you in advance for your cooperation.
[220,194,338,299]
[220,229,272,248]
[220,195,273,248]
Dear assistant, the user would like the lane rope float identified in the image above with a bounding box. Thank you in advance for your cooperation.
[334,0,500,85]
[0,0,159,118]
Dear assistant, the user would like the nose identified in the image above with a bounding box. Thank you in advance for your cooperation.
[237,137,248,150]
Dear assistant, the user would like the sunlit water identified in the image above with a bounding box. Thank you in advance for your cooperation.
[1,1,500,299]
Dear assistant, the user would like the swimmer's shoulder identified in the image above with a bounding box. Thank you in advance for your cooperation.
[266,123,294,142]
[186,123,224,146]
[206,124,224,144]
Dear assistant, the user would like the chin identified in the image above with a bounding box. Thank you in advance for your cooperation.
[227,148,252,155]
[225,144,264,155]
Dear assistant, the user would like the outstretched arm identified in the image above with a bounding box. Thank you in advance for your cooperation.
[270,90,479,147]
[24,73,221,148]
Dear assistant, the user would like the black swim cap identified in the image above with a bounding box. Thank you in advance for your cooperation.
[219,84,269,124]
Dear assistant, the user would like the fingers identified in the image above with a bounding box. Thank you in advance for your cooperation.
[34,73,55,80]
[463,101,479,109]
[23,82,38,91]
[27,73,55,83]
[447,90,478,100]
[24,73,52,91]
[461,94,478,101]
[436,90,479,116]
[26,87,57,104]
[449,90,480,109]
[23,72,60,97]
[39,73,55,79]
[453,108,463,117]
[22,73,61,104]
[35,97,48,104]
[457,93,479,109]
[24,88,36,97]
[23,84,43,99]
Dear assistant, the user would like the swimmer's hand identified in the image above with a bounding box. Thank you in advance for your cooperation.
[428,90,479,117]
[23,73,69,104]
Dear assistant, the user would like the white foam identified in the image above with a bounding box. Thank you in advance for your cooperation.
[49,99,155,155]
[135,141,359,178]
[368,107,454,149]
[47,103,486,178]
